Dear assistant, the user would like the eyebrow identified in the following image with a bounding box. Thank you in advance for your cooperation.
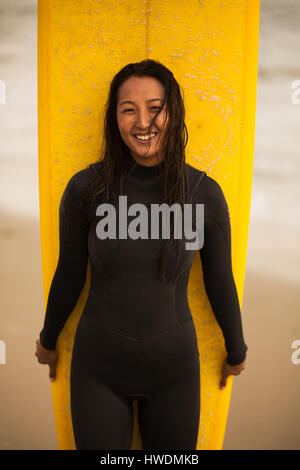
[119,98,163,106]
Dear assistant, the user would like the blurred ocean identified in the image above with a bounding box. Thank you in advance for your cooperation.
[248,0,300,283]
[0,0,38,217]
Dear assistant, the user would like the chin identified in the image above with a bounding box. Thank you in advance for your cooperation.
[136,151,160,160]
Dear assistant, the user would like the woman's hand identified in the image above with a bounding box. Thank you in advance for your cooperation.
[220,358,246,390]
[35,339,58,382]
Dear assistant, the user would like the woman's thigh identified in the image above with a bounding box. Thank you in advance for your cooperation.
[137,360,200,450]
[70,353,134,450]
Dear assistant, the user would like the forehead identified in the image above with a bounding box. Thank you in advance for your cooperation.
[118,76,165,104]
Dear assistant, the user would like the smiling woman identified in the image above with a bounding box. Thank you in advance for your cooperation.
[37,59,248,451]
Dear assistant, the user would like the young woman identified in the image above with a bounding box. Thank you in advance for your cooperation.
[35,59,247,450]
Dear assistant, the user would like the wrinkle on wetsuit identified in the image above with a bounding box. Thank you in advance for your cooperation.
[39,154,248,450]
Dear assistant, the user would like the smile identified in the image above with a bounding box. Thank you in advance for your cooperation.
[134,132,158,143]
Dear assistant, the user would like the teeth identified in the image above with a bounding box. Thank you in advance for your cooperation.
[135,133,157,140]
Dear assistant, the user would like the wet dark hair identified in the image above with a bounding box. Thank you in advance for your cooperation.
[81,58,191,283]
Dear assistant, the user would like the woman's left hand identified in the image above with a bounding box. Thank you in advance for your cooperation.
[220,358,246,390]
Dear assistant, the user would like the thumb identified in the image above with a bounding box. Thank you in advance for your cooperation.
[49,363,56,382]
[220,368,229,390]
[220,376,227,390]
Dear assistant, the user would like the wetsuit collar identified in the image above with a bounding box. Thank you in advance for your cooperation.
[127,152,164,179]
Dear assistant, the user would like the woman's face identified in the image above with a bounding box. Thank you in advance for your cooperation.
[116,76,169,166]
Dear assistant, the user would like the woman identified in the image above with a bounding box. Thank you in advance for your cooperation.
[35,59,247,450]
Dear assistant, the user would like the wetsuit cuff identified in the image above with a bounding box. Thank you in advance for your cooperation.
[39,329,57,351]
[226,346,248,365]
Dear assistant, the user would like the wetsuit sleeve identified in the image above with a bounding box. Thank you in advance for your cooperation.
[39,171,90,350]
[199,175,248,365]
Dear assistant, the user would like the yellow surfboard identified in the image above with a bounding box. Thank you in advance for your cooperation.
[38,0,259,450]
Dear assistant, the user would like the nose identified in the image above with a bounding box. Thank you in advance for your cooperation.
[134,109,153,130]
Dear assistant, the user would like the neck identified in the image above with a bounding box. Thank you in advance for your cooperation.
[127,152,164,179]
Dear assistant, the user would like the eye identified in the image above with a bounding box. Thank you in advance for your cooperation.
[122,106,162,113]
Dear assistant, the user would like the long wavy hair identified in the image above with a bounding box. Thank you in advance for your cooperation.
[80,59,190,283]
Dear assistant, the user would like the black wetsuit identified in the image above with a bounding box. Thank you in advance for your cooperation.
[39,154,248,450]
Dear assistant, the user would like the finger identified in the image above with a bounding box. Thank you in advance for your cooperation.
[220,377,227,390]
[49,364,56,382]
[220,367,230,390]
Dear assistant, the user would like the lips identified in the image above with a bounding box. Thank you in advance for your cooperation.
[133,132,158,143]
